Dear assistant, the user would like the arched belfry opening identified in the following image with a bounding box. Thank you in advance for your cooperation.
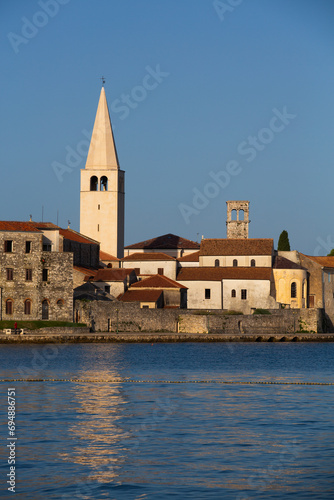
[226,201,250,239]
[100,176,108,191]
[90,176,98,191]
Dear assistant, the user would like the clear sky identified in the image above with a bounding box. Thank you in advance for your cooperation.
[1,0,334,255]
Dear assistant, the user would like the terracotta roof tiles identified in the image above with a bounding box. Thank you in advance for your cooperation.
[177,267,272,281]
[122,252,175,261]
[119,289,162,303]
[131,274,187,289]
[199,238,274,256]
[92,268,135,282]
[125,233,199,250]
[177,251,200,262]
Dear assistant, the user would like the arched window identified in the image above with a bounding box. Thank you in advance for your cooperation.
[239,209,244,221]
[24,299,31,315]
[100,176,108,191]
[90,176,98,191]
[233,259,238,267]
[42,299,49,320]
[231,209,237,221]
[251,259,256,267]
[57,299,64,307]
[215,259,220,267]
[6,299,13,315]
[231,289,236,298]
[291,282,297,298]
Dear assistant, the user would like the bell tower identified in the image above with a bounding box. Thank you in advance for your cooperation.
[226,201,250,239]
[80,86,125,258]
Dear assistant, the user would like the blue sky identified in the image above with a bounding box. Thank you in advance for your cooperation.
[1,0,334,254]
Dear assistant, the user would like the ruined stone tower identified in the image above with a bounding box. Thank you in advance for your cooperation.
[80,87,125,258]
[226,201,250,239]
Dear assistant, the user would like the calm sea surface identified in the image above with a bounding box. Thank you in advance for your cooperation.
[0,342,333,499]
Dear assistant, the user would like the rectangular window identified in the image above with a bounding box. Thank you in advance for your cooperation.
[43,244,51,251]
[42,269,48,282]
[97,224,99,232]
[6,268,13,281]
[98,204,100,210]
[105,285,110,294]
[25,241,32,253]
[158,268,164,275]
[26,269,32,281]
[6,300,13,315]
[205,289,211,299]
[328,274,331,283]
[241,289,247,300]
[4,240,13,253]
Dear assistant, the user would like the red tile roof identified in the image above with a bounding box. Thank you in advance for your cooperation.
[0,221,42,232]
[100,250,120,261]
[74,266,99,276]
[177,267,272,281]
[303,255,334,269]
[125,233,199,250]
[273,256,303,270]
[177,251,200,262]
[92,268,135,282]
[31,222,60,229]
[118,289,162,303]
[59,228,99,245]
[200,238,274,256]
[122,252,175,261]
[131,274,187,289]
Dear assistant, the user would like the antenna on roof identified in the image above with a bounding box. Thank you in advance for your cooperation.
[100,76,106,87]
[42,205,44,222]
[67,220,71,229]
[196,232,199,243]
[29,214,32,222]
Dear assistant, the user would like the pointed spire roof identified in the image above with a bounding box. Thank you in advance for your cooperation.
[85,87,119,170]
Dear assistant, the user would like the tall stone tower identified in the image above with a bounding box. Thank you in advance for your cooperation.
[80,87,125,258]
[226,201,250,239]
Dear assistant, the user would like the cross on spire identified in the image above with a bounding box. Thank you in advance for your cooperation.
[100,76,106,87]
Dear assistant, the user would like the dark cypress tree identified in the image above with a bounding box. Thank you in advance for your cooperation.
[327,249,334,256]
[277,230,291,251]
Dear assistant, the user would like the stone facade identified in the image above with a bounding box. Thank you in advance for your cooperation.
[226,200,250,239]
[0,228,73,321]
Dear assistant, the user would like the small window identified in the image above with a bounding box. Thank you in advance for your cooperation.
[158,268,164,275]
[205,289,211,299]
[57,299,64,307]
[215,259,220,267]
[24,299,31,315]
[241,289,247,300]
[239,209,244,221]
[100,176,108,191]
[233,259,238,267]
[42,269,48,282]
[142,305,149,309]
[4,240,13,253]
[328,274,331,283]
[43,244,51,251]
[6,268,13,281]
[251,259,255,267]
[97,224,99,232]
[6,299,13,315]
[98,204,100,210]
[105,285,110,294]
[291,282,297,298]
[90,176,98,191]
[26,269,32,281]
[231,289,236,298]
[25,241,31,253]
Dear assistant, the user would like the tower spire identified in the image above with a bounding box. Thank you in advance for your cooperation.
[85,87,119,170]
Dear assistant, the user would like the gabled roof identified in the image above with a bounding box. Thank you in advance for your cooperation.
[92,268,135,282]
[131,274,187,289]
[273,256,304,270]
[177,267,272,281]
[30,222,59,229]
[118,289,162,303]
[60,228,99,245]
[73,266,99,277]
[200,238,274,256]
[100,250,119,261]
[0,221,42,232]
[122,252,175,262]
[177,251,200,262]
[85,87,119,170]
[302,255,334,269]
[125,233,199,250]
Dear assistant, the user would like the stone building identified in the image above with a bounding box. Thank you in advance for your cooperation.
[124,233,199,258]
[226,200,250,239]
[0,222,73,321]
[121,252,178,280]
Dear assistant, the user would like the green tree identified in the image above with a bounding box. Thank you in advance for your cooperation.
[277,230,291,251]
[327,249,334,256]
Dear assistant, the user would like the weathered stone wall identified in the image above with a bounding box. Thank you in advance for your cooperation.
[63,239,99,268]
[74,300,324,334]
[0,231,73,321]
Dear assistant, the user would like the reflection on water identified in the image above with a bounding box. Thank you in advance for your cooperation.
[0,343,333,499]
